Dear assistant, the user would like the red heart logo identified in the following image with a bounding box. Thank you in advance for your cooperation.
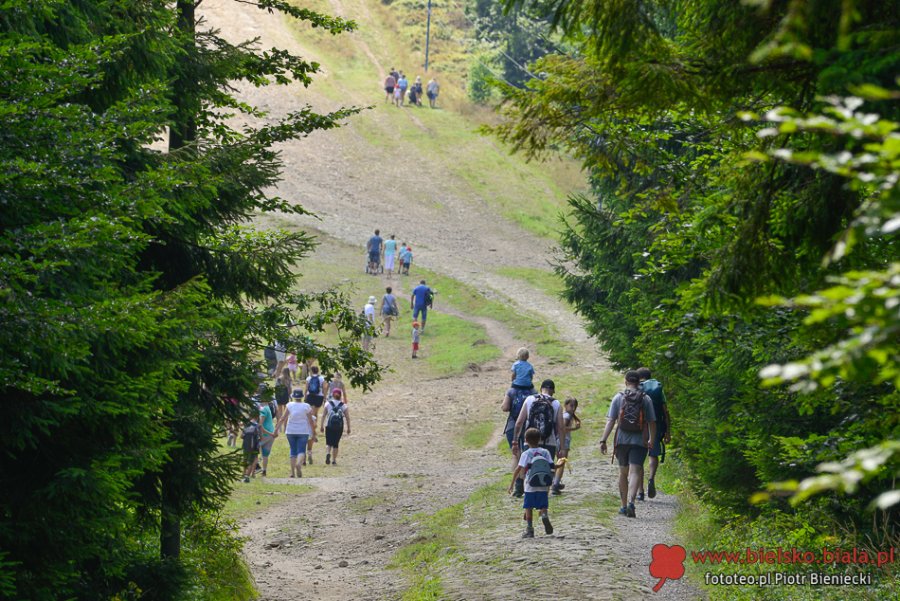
[649,543,686,592]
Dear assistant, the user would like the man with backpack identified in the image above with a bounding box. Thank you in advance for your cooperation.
[599,371,657,518]
[321,389,351,466]
[410,280,433,332]
[512,379,568,495]
[638,367,671,501]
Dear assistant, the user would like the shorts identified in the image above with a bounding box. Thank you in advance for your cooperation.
[504,423,525,449]
[413,305,428,322]
[385,86,394,93]
[427,91,435,100]
[412,342,419,351]
[402,261,410,270]
[243,450,259,466]
[615,444,648,467]
[523,491,549,510]
[368,251,380,264]
[325,426,343,448]
[385,253,395,269]
[260,434,275,457]
[306,394,324,408]
[286,433,310,457]
[649,437,665,459]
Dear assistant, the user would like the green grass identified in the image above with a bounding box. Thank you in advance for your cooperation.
[390,502,465,601]
[495,266,566,298]
[461,421,496,449]
[421,311,501,375]
[224,480,314,519]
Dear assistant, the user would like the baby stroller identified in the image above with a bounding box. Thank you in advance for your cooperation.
[365,252,383,274]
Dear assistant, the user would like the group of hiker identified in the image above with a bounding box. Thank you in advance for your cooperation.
[383,68,439,108]
[502,349,670,538]
[362,280,434,358]
[232,353,354,481]
[366,229,412,277]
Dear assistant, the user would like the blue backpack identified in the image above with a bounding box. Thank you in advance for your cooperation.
[307,376,322,396]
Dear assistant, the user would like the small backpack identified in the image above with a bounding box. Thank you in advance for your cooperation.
[425,289,434,308]
[526,394,556,442]
[326,400,345,430]
[618,389,645,433]
[241,423,260,452]
[307,375,322,396]
[526,451,554,488]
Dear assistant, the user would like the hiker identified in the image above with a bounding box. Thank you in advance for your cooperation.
[426,78,439,108]
[362,295,377,352]
[305,365,327,422]
[321,388,351,465]
[413,76,424,106]
[411,321,421,358]
[551,398,581,495]
[408,84,418,106]
[638,367,670,501]
[512,379,567,496]
[400,244,412,275]
[384,73,396,102]
[383,234,398,275]
[410,279,433,331]
[510,347,534,391]
[390,67,399,83]
[599,371,657,518]
[366,229,383,274]
[328,372,349,404]
[258,397,277,476]
[509,428,555,538]
[381,286,399,337]
[393,84,402,106]
[274,367,292,421]
[501,381,535,497]
[241,409,261,483]
[397,73,408,106]
[281,389,316,477]
[263,344,278,376]
[287,353,298,380]
[273,340,287,375]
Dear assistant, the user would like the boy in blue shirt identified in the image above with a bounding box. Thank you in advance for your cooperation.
[510,347,534,390]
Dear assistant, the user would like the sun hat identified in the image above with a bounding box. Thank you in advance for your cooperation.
[292,388,303,399]
[368,296,377,304]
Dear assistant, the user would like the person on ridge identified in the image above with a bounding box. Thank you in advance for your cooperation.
[599,371,657,518]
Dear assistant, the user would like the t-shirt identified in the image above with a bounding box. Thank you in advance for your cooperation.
[364,302,376,324]
[510,360,534,387]
[518,446,553,493]
[520,395,562,448]
[412,284,431,308]
[381,293,398,316]
[607,390,657,447]
[427,81,439,95]
[385,75,396,87]
[412,328,420,343]
[284,401,313,435]
[259,403,275,436]
[398,77,408,89]
[384,239,397,255]
[368,235,382,254]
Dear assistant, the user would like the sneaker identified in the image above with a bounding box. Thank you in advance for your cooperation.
[626,503,636,518]
[261,469,267,476]
[637,492,645,502]
[331,460,337,466]
[618,506,627,516]
[551,485,562,496]
[541,514,554,535]
[648,478,657,499]
[243,476,250,483]
[326,454,331,465]
[521,527,535,538]
[556,483,565,490]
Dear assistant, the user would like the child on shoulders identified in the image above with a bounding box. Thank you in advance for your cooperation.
[510,347,535,391]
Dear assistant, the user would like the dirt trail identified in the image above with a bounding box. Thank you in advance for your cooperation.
[201,2,700,599]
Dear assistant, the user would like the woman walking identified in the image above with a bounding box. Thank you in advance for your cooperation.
[281,389,316,477]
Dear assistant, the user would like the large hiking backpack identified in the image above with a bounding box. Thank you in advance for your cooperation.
[326,400,345,430]
[641,379,667,435]
[307,375,322,396]
[241,423,260,452]
[526,394,556,442]
[618,389,645,433]
[526,451,554,488]
[508,388,534,425]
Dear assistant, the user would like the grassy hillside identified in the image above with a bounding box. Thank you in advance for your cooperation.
[286,0,586,240]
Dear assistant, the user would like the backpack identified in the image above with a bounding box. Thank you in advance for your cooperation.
[425,289,434,308]
[641,379,667,435]
[241,423,260,452]
[526,394,556,442]
[618,389,645,433]
[326,400,345,430]
[526,451,554,488]
[307,375,322,396]
[508,388,533,425]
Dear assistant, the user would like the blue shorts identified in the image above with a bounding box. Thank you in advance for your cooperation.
[505,423,525,449]
[523,491,549,510]
[650,437,665,459]
[413,305,428,322]
[368,251,380,264]
[286,434,310,458]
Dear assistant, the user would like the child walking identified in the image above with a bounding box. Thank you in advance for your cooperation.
[552,398,581,495]
[241,412,261,483]
[509,428,555,538]
[411,321,421,358]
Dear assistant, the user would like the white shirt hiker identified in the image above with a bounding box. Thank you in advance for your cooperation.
[520,395,563,448]
[518,447,553,493]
